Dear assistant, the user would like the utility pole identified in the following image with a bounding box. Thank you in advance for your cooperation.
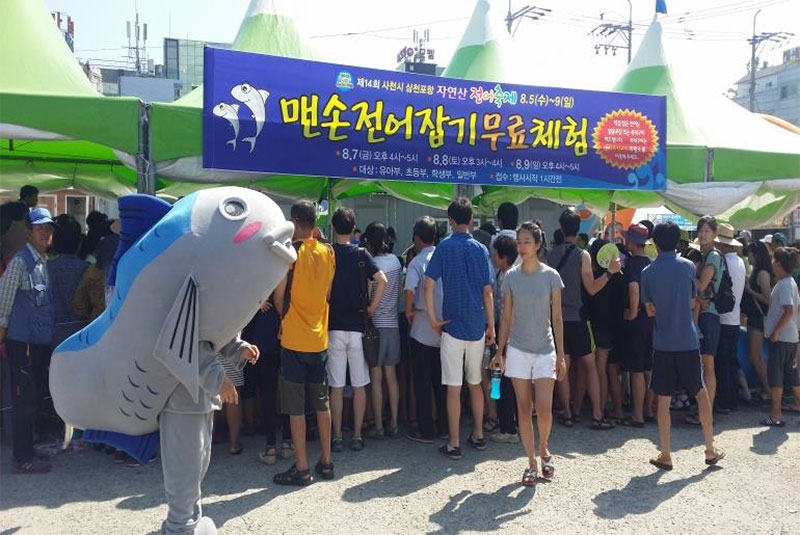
[747,8,794,112]
[505,2,551,35]
[590,1,633,64]
[749,9,761,111]
[626,0,632,64]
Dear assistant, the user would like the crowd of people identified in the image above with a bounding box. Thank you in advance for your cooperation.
[1,185,800,487]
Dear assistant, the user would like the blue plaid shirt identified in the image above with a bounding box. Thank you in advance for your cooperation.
[425,231,491,341]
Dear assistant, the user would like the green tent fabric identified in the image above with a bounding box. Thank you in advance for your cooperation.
[0,0,140,198]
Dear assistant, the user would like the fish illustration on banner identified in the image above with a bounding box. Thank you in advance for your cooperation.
[231,82,269,153]
[212,103,240,149]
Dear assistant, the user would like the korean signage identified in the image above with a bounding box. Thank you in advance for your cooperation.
[203,48,667,191]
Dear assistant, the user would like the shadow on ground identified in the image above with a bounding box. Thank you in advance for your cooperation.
[592,466,719,519]
[427,483,535,534]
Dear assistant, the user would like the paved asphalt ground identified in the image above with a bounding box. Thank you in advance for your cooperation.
[1,406,799,534]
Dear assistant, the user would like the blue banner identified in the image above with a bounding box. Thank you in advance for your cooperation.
[203,48,667,191]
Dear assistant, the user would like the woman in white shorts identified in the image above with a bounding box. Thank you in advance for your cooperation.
[491,222,566,486]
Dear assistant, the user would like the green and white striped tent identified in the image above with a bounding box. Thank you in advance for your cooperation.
[0,0,140,199]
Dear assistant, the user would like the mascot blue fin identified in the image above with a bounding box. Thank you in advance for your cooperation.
[153,274,200,402]
[107,194,173,287]
[81,429,159,465]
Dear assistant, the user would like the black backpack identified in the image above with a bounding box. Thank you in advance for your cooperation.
[705,249,735,315]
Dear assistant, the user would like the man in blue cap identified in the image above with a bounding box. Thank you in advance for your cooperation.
[0,207,56,474]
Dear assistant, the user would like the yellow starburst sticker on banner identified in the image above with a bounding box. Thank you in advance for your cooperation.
[592,109,659,170]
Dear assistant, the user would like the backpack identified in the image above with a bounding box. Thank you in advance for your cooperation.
[705,249,735,315]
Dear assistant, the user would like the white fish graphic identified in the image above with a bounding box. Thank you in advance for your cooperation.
[212,102,240,150]
[231,83,269,153]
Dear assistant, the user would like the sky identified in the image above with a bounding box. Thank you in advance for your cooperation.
[44,0,800,95]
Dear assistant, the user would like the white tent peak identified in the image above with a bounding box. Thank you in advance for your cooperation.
[242,0,293,20]
[456,0,503,49]
[625,16,667,73]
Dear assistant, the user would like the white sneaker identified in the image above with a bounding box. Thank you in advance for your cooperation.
[490,432,520,444]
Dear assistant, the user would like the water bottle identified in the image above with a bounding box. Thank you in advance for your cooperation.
[489,344,501,400]
[490,368,502,400]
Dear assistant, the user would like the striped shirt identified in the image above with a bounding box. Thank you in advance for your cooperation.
[371,254,401,328]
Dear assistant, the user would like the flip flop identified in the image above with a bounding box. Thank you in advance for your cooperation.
[649,457,673,471]
[559,415,574,428]
[705,449,725,465]
[760,417,785,427]
[781,404,800,414]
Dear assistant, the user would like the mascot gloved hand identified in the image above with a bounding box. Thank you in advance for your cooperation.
[50,187,296,535]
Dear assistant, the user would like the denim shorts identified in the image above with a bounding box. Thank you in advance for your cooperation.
[698,313,721,357]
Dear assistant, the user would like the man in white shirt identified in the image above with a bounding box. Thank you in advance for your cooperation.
[714,223,746,412]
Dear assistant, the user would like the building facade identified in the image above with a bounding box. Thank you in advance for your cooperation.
[164,38,231,98]
[733,46,800,126]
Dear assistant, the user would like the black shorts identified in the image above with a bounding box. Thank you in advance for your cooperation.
[650,349,704,397]
[767,341,800,389]
[746,314,764,332]
[279,347,329,415]
[621,320,653,373]
[591,322,615,350]
[563,321,593,358]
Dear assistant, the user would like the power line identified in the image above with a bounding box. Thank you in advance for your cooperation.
[310,17,467,39]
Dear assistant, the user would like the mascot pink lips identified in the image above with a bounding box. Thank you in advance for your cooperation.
[233,221,262,244]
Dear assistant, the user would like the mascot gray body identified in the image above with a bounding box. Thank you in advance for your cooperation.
[50,187,296,534]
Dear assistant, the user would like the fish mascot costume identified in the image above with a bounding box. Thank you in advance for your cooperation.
[49,187,297,534]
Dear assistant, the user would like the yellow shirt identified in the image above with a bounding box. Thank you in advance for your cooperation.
[281,238,335,353]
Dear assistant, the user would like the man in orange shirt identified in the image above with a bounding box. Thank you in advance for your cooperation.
[273,200,336,486]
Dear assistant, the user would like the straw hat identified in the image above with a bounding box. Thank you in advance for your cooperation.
[714,223,742,247]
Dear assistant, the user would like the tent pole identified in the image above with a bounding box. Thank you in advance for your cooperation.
[704,148,714,183]
[610,202,617,242]
[137,101,155,195]
[326,178,334,239]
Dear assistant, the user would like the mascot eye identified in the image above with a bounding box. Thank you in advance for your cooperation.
[241,84,251,93]
[220,198,248,220]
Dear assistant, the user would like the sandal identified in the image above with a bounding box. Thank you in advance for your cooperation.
[229,446,244,455]
[649,456,673,471]
[619,418,645,428]
[559,415,574,428]
[760,416,785,427]
[258,446,278,466]
[331,437,344,452]
[350,436,365,451]
[705,448,725,465]
[314,460,335,480]
[592,418,615,430]
[280,441,295,459]
[273,464,312,486]
[521,467,537,487]
[541,456,555,480]
[684,414,701,426]
[483,417,499,433]
[781,403,800,414]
